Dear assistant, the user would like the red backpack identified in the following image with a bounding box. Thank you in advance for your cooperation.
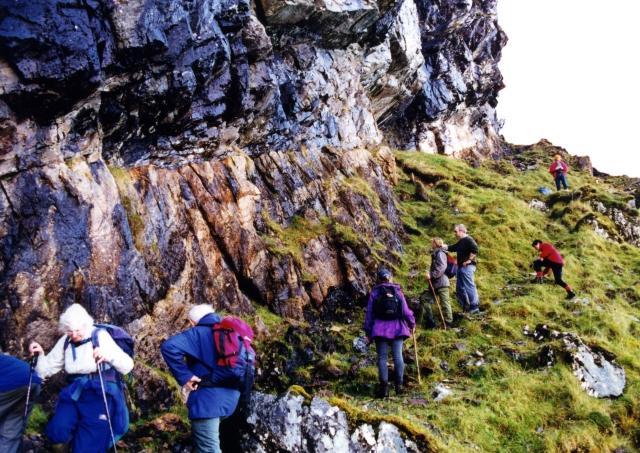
[444,253,458,278]
[208,317,256,399]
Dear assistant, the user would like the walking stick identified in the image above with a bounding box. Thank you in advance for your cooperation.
[97,361,118,453]
[412,328,421,384]
[20,354,38,452]
[428,279,447,329]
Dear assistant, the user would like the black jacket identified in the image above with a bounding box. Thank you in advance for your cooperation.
[448,236,478,266]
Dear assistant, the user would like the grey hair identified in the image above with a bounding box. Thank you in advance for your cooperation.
[455,224,467,233]
[189,304,215,324]
[59,304,94,333]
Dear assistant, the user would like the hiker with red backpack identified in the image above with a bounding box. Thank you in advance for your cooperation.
[28,304,133,453]
[161,305,254,453]
[364,270,416,398]
[422,237,453,330]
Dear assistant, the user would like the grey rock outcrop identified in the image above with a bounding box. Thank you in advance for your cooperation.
[239,390,426,452]
[591,201,640,246]
[386,0,507,159]
[557,333,626,398]
[523,325,626,398]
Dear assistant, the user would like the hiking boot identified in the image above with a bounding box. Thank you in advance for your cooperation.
[468,308,480,315]
[566,290,576,300]
[423,317,437,330]
[376,382,389,399]
[395,382,404,395]
[531,276,543,284]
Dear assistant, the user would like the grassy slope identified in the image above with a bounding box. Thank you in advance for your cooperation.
[384,148,640,452]
[30,146,638,452]
[260,145,640,453]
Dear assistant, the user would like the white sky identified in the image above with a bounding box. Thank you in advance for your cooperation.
[496,0,640,178]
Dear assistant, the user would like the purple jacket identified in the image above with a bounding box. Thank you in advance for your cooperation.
[364,283,416,340]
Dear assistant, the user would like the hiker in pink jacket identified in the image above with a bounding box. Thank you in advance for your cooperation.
[549,154,568,191]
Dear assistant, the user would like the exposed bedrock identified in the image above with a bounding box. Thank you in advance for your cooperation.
[233,390,425,452]
[385,0,507,158]
[0,0,506,373]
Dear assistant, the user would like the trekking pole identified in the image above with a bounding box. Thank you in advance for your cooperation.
[96,361,118,453]
[412,328,421,384]
[428,279,447,329]
[19,354,38,452]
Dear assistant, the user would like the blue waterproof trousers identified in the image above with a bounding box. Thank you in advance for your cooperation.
[456,265,479,311]
[46,385,116,453]
[192,417,224,453]
[555,173,568,190]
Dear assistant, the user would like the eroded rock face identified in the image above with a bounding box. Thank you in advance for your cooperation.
[0,0,506,408]
[387,0,507,159]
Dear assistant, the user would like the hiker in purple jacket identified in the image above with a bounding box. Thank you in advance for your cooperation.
[364,269,416,398]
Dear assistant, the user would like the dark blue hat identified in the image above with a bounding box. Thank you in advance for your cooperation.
[378,269,392,281]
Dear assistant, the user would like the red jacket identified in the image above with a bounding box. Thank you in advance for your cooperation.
[538,242,564,264]
[549,161,567,175]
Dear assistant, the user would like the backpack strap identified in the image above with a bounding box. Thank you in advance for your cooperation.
[63,336,92,361]
[212,327,240,362]
[91,327,100,348]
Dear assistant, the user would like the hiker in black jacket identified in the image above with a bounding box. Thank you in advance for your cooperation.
[448,224,480,314]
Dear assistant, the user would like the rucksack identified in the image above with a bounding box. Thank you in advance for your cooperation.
[64,323,135,388]
[208,317,256,400]
[444,253,458,278]
[373,286,403,321]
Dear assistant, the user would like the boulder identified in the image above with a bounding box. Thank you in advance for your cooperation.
[432,383,453,402]
[528,199,549,212]
[557,333,626,398]
[240,390,428,452]
[132,362,177,419]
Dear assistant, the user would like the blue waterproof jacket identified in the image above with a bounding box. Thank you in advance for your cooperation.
[0,354,41,392]
[161,313,240,420]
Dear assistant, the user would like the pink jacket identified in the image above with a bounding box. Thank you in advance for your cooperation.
[549,161,567,175]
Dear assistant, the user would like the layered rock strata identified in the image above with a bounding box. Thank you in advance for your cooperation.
[0,0,506,421]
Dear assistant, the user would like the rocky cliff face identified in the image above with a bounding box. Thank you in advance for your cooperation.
[386,0,507,159]
[0,0,505,385]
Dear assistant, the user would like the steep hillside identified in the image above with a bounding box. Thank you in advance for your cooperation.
[20,141,640,452]
[231,143,640,453]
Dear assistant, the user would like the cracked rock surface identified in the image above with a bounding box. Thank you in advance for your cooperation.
[0,0,506,413]
[238,390,422,452]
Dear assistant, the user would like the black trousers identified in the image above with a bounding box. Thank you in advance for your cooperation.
[0,383,41,453]
[533,258,568,288]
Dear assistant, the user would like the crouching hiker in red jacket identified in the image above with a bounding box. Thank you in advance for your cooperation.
[532,239,576,299]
